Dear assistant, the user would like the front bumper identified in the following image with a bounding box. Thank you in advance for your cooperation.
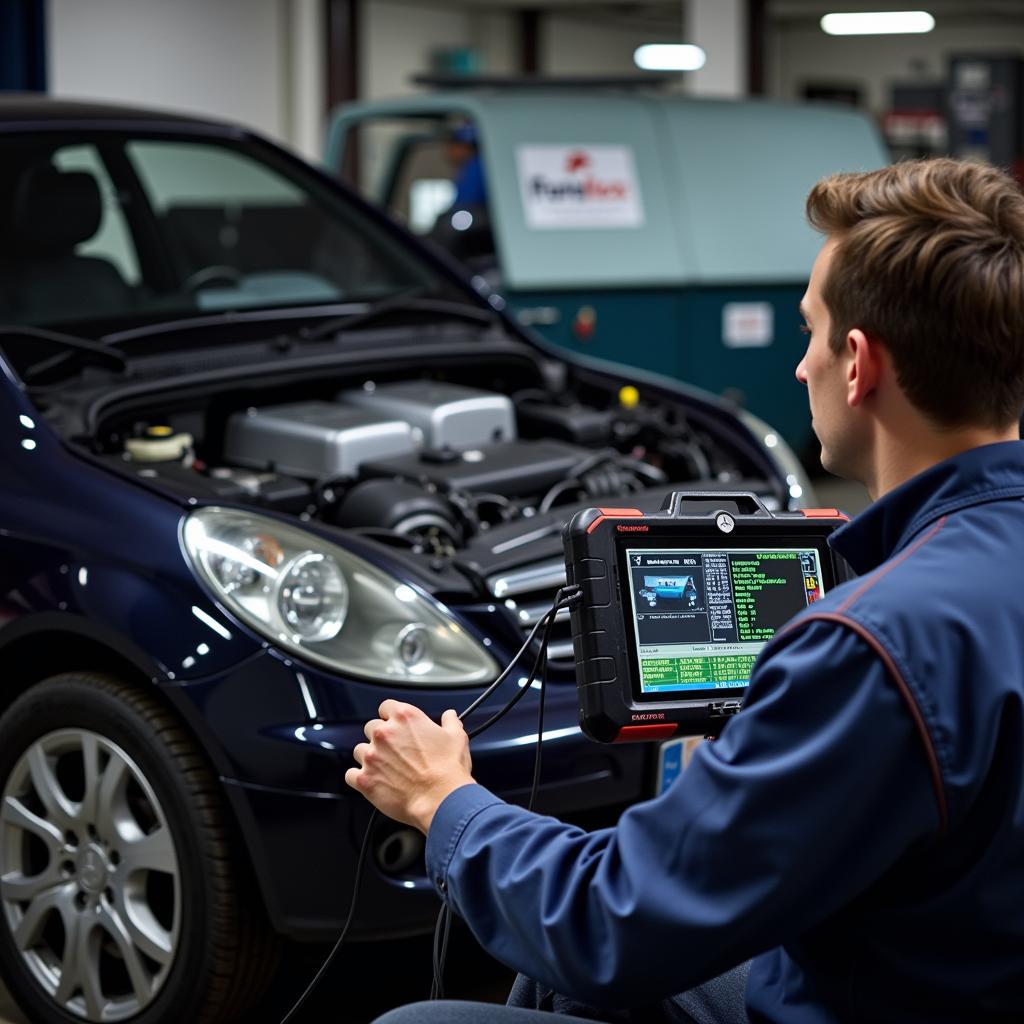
[165,648,650,940]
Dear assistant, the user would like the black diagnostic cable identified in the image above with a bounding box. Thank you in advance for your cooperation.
[430,589,568,1000]
[279,585,582,1022]
[278,805,379,1024]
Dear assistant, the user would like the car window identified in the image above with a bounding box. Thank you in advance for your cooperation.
[0,132,451,331]
[125,139,439,312]
[128,141,306,209]
[53,144,141,284]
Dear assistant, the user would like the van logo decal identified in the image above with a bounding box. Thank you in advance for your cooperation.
[516,144,645,230]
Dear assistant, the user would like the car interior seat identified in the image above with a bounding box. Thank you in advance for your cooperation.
[0,163,135,323]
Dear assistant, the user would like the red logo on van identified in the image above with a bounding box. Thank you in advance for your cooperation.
[566,150,591,173]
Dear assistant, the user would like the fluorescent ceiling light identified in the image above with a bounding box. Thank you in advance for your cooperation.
[634,44,707,72]
[820,11,935,35]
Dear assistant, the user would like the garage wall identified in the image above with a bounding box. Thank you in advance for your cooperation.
[359,3,519,99]
[541,14,679,76]
[769,19,1024,112]
[360,1,472,98]
[359,4,680,100]
[46,0,685,154]
[46,0,326,159]
[48,0,287,130]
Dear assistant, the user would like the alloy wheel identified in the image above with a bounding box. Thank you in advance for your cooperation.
[1,728,180,1021]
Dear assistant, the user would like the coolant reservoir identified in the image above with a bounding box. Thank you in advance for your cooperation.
[125,425,194,463]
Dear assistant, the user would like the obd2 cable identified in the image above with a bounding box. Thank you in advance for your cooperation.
[279,585,581,1022]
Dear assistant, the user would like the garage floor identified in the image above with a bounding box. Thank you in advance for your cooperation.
[0,477,870,1024]
[0,986,19,1024]
[0,920,513,1023]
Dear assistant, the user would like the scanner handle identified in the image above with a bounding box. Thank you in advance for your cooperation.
[659,490,772,518]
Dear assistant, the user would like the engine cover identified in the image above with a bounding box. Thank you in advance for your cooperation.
[361,439,588,497]
[340,382,516,451]
[224,401,416,479]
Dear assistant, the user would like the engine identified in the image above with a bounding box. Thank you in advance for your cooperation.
[105,381,687,554]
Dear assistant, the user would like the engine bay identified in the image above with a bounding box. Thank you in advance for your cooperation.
[84,354,781,580]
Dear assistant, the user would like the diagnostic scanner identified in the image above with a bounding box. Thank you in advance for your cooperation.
[563,491,852,742]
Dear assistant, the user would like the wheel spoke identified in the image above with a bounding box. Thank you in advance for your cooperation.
[75,916,105,1020]
[101,905,154,1005]
[78,732,101,825]
[120,899,173,965]
[26,745,76,831]
[11,884,72,951]
[53,911,83,1006]
[1,793,64,849]
[94,753,129,843]
[1,862,64,903]
[121,824,176,876]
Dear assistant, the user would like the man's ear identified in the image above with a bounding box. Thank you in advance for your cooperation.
[846,328,883,408]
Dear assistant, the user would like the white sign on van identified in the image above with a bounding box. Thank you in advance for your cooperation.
[722,302,774,348]
[516,145,644,230]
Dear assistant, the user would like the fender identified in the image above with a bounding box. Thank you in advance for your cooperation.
[0,608,165,682]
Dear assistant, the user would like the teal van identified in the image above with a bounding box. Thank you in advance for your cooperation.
[324,86,889,457]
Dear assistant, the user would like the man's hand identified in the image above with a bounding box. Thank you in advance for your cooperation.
[345,700,474,834]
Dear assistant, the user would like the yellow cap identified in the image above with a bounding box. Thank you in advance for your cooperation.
[147,425,174,437]
[618,386,640,409]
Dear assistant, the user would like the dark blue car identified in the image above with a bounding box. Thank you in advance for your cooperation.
[0,96,802,1023]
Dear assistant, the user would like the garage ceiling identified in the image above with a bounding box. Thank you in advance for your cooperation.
[389,1,1024,32]
[769,0,1024,25]
[380,0,682,34]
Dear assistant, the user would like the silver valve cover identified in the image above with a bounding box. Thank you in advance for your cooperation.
[224,401,416,479]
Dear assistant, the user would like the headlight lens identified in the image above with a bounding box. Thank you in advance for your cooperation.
[182,507,497,685]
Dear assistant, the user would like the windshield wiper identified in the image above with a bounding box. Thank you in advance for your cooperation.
[0,325,128,384]
[301,289,499,343]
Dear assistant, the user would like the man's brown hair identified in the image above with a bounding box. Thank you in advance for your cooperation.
[806,158,1024,428]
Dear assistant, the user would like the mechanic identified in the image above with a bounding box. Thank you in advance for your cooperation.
[346,158,1024,1023]
[444,122,487,209]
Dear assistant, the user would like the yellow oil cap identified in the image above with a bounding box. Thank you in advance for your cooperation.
[618,386,640,410]
[147,425,174,437]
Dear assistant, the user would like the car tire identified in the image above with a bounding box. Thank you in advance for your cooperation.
[0,672,279,1024]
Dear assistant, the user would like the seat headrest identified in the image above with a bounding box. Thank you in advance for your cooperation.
[13,165,103,254]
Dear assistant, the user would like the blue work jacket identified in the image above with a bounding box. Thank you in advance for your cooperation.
[425,441,1024,1023]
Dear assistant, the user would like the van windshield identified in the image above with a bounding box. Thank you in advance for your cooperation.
[0,131,454,333]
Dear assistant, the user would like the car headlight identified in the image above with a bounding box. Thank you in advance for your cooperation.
[182,507,498,686]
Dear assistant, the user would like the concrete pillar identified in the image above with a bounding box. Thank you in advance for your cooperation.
[468,9,519,77]
[285,0,326,161]
[686,0,747,98]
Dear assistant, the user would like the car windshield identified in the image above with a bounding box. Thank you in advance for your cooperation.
[0,130,457,333]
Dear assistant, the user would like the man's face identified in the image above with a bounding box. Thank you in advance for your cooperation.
[795,239,864,479]
[446,140,474,168]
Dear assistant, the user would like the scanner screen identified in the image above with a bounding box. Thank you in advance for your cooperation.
[625,547,824,694]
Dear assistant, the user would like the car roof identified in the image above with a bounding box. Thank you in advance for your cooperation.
[0,93,235,132]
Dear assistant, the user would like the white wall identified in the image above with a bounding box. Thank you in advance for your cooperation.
[47,0,326,160]
[46,0,697,156]
[768,19,1024,113]
[359,2,519,100]
[541,14,679,77]
[360,2,471,99]
[688,0,746,98]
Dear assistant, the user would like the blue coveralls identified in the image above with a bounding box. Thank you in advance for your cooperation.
[453,154,487,208]
[424,441,1024,1023]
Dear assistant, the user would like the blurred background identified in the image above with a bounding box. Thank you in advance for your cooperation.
[4,1,1022,166]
